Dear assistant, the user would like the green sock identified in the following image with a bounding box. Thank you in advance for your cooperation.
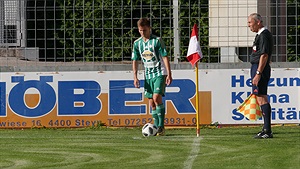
[152,109,159,127]
[156,104,165,127]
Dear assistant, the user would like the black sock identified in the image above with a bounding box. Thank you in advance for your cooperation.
[261,103,272,133]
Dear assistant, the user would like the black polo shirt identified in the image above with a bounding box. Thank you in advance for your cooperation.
[250,28,273,64]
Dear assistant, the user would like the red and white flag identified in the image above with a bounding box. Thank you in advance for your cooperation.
[187,24,203,66]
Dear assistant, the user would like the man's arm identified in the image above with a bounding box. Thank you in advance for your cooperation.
[252,53,268,86]
[162,56,172,86]
[132,60,140,88]
[257,53,268,73]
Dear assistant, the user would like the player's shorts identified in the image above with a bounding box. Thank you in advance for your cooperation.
[250,63,271,95]
[144,75,166,98]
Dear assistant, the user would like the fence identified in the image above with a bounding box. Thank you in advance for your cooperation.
[0,0,299,69]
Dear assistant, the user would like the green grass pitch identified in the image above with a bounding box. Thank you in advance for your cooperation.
[0,125,299,169]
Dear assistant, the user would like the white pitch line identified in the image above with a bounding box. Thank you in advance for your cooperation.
[183,137,202,169]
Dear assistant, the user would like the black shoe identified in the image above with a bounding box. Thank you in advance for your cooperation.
[156,127,165,136]
[254,131,273,139]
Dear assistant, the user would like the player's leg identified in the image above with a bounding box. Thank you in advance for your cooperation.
[153,94,165,136]
[144,78,159,127]
[153,93,164,124]
[152,75,166,135]
[149,99,158,127]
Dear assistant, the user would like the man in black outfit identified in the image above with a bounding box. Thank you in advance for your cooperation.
[247,13,273,139]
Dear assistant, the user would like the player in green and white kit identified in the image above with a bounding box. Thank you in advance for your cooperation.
[132,18,172,136]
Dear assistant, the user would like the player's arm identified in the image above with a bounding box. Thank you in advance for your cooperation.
[132,43,140,88]
[132,60,140,88]
[158,37,172,86]
[162,56,172,86]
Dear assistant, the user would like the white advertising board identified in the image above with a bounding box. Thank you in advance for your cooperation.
[195,68,300,124]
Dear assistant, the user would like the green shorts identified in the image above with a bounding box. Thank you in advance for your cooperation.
[144,75,166,98]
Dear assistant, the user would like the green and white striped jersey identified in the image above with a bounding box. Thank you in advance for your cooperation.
[131,34,168,79]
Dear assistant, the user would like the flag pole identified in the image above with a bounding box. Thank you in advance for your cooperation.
[195,61,200,137]
[186,23,202,137]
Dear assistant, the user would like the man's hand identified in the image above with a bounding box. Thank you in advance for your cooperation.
[165,75,172,86]
[252,74,261,86]
[134,78,140,88]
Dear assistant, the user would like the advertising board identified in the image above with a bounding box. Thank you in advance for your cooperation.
[0,68,299,128]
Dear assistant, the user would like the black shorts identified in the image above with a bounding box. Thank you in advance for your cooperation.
[251,64,271,95]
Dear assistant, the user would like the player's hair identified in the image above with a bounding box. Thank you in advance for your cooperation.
[249,13,263,23]
[137,18,150,27]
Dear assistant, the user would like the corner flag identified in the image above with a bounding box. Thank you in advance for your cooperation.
[187,24,203,137]
[187,24,203,66]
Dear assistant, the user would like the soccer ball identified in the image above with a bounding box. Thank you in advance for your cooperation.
[142,123,158,137]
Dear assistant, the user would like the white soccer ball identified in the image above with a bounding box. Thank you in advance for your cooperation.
[142,123,158,137]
